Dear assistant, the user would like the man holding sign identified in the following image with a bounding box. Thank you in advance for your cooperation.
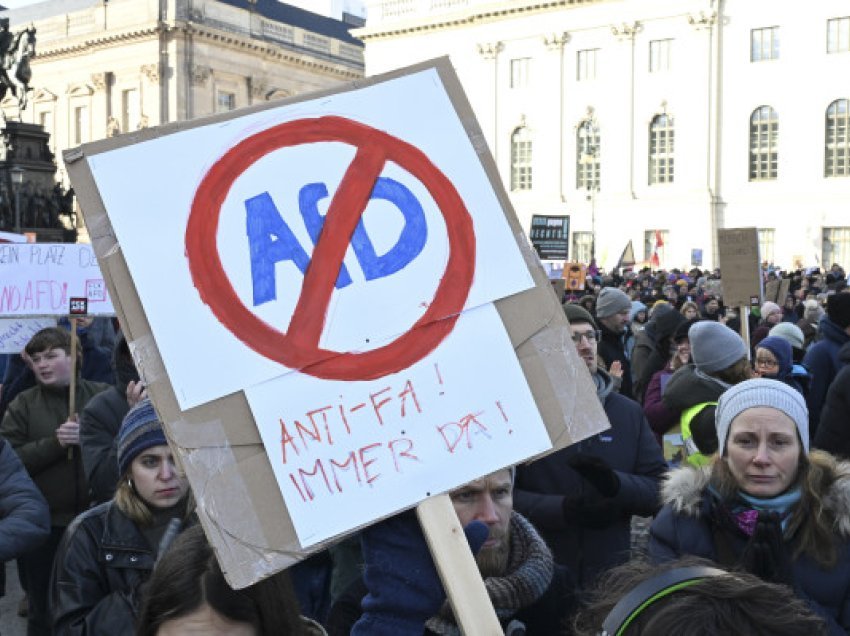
[0,327,108,636]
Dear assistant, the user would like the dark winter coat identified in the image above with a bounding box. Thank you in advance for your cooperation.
[514,372,666,588]
[630,310,686,405]
[0,379,109,526]
[597,322,634,399]
[642,366,679,445]
[0,437,50,561]
[803,317,850,438]
[50,501,155,635]
[326,563,574,636]
[661,364,729,455]
[79,387,129,505]
[650,463,850,635]
[814,342,850,459]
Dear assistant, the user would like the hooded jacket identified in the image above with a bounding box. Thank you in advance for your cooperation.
[630,309,686,405]
[814,341,850,459]
[0,437,50,561]
[514,369,666,588]
[804,316,850,437]
[650,460,850,635]
[661,364,730,455]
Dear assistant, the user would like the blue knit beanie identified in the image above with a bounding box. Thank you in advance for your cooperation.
[755,336,792,379]
[117,398,167,477]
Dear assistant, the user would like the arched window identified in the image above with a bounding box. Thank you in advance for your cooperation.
[510,126,533,191]
[576,119,600,190]
[648,114,674,184]
[825,99,850,177]
[749,106,778,180]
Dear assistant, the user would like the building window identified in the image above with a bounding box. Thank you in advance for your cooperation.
[751,27,779,62]
[828,17,850,53]
[649,39,673,72]
[749,106,779,181]
[121,88,139,133]
[576,120,600,190]
[510,58,531,88]
[823,227,850,270]
[577,49,598,81]
[648,114,674,184]
[510,126,533,191]
[217,91,236,113]
[758,228,776,264]
[826,99,850,177]
[572,231,593,264]
[73,105,88,145]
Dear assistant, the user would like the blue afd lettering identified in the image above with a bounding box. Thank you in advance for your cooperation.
[246,177,428,307]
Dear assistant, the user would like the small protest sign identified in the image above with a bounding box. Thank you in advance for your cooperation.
[0,318,56,353]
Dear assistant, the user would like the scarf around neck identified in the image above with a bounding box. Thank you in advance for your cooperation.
[711,485,801,536]
[425,512,554,635]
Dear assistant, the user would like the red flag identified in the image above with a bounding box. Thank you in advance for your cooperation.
[655,230,664,248]
[650,251,660,268]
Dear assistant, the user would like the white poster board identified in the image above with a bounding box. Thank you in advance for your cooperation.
[0,243,115,317]
[81,65,557,549]
[0,318,57,353]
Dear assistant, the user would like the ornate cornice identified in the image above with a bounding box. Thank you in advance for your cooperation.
[543,31,569,50]
[610,21,641,40]
[356,0,601,41]
[90,72,108,91]
[688,10,717,30]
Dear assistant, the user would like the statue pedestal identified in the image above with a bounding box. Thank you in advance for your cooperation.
[0,121,75,241]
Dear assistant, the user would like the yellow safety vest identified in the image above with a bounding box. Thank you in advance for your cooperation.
[661,402,717,467]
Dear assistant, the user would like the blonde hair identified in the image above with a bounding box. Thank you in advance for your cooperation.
[710,450,839,568]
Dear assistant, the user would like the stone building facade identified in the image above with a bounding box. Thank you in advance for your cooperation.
[2,0,364,193]
[356,0,850,270]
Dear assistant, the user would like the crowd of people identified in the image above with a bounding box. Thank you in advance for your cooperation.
[0,261,849,634]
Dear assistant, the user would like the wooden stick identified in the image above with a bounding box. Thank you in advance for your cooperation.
[416,494,502,635]
[738,304,751,357]
[68,318,77,460]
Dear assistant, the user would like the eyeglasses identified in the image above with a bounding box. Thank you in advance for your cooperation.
[571,330,601,344]
[754,357,778,369]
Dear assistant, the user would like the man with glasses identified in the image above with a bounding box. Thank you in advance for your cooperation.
[514,303,666,591]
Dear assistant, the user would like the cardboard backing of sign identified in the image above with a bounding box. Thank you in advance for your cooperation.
[64,58,608,588]
[717,228,762,308]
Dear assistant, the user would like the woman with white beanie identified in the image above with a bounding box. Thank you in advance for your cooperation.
[650,379,850,634]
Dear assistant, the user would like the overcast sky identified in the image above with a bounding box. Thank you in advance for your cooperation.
[0,0,366,16]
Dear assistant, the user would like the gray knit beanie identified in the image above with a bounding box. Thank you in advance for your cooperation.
[768,322,805,351]
[595,287,632,318]
[715,378,809,455]
[689,321,747,374]
[563,302,598,330]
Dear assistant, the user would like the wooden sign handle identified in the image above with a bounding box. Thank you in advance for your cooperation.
[416,494,502,635]
[68,318,78,460]
[738,304,751,356]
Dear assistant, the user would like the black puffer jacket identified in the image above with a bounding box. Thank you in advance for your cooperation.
[50,501,155,636]
[79,334,139,504]
[814,342,850,459]
[661,364,729,455]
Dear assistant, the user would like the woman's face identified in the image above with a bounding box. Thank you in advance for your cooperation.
[683,306,698,320]
[725,407,800,498]
[130,445,188,509]
[156,603,255,636]
[753,347,779,377]
[675,339,691,365]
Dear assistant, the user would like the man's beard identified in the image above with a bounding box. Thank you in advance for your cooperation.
[475,525,510,578]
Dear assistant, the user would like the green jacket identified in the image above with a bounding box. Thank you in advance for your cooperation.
[1,380,109,526]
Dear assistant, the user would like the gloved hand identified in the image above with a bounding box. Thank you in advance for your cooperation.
[568,454,621,497]
[354,510,489,636]
[740,511,792,585]
[562,494,622,529]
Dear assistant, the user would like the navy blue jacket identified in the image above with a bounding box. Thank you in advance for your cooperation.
[814,342,850,459]
[804,317,850,437]
[0,437,50,561]
[650,466,850,635]
[514,381,666,588]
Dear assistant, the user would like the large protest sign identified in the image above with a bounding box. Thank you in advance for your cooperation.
[0,243,114,317]
[66,58,608,587]
[717,228,762,308]
[0,318,57,353]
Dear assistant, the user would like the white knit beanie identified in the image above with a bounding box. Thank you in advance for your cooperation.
[715,378,809,456]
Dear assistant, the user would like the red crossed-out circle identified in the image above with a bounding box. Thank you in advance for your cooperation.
[186,116,475,380]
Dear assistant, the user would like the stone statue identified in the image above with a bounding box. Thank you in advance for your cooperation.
[0,22,36,117]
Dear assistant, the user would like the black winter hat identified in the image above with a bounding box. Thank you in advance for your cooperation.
[827,293,850,329]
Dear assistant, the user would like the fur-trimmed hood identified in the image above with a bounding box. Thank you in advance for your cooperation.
[659,454,850,537]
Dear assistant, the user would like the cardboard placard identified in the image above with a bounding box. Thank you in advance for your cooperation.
[0,243,114,317]
[716,228,762,308]
[65,58,608,588]
[563,262,587,292]
[0,318,57,353]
